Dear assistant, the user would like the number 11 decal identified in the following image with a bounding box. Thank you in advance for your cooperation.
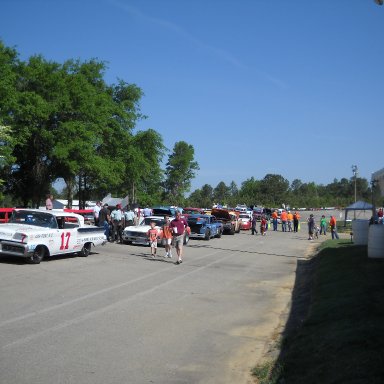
[60,232,71,250]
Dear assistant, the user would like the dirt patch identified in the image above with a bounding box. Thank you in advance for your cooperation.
[250,246,320,383]
[227,243,320,384]
[213,273,297,384]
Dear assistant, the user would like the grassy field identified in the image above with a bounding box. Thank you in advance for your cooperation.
[253,239,384,384]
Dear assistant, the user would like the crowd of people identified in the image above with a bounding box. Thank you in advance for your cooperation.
[93,203,188,265]
[91,201,384,266]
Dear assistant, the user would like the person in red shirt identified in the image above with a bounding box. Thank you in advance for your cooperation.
[260,215,267,236]
[329,216,339,240]
[170,211,188,264]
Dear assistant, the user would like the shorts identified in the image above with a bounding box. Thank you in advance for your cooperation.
[173,235,184,249]
[162,238,172,246]
[150,240,158,248]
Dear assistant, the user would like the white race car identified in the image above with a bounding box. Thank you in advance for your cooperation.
[122,216,190,246]
[0,209,107,264]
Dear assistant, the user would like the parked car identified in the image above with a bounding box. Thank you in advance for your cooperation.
[64,208,95,225]
[211,208,241,235]
[0,209,106,264]
[187,214,223,240]
[182,207,206,218]
[151,206,180,217]
[122,216,190,246]
[0,208,14,223]
[238,213,252,230]
[253,207,264,221]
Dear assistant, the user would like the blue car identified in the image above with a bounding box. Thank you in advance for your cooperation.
[187,214,223,240]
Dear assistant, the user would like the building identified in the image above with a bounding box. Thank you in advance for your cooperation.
[372,168,384,196]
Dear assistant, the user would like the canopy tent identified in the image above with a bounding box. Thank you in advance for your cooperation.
[344,200,373,225]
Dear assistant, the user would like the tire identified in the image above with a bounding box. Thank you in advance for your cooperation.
[229,225,235,235]
[204,229,211,240]
[80,243,92,257]
[236,224,241,233]
[183,232,189,245]
[28,246,45,264]
[216,228,222,238]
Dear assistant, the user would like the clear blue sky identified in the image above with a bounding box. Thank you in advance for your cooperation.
[2,0,383,193]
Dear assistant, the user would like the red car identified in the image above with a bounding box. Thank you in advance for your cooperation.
[0,208,14,223]
[239,213,251,230]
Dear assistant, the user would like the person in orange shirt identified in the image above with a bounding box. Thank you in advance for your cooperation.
[280,210,288,232]
[287,211,293,232]
[147,221,160,257]
[161,215,173,258]
[293,211,300,232]
[271,210,278,231]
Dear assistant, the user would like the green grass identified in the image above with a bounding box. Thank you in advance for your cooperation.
[253,240,384,384]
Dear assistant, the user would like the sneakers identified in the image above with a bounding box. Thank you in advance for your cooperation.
[176,259,182,264]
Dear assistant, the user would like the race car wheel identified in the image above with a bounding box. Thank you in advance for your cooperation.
[183,233,189,246]
[204,230,211,240]
[80,243,92,257]
[29,246,45,264]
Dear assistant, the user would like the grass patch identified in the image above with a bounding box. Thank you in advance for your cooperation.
[253,240,384,384]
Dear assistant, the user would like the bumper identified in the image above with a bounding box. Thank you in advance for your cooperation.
[122,235,150,245]
[189,232,206,239]
[0,241,30,257]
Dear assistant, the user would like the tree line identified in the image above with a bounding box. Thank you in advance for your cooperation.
[0,40,380,210]
[187,174,382,209]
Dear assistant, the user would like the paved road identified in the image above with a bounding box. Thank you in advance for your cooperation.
[0,223,320,384]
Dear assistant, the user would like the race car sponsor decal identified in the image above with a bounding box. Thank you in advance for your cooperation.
[34,233,54,239]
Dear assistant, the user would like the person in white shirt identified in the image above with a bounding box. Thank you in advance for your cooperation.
[110,204,124,243]
[93,201,101,226]
[124,208,135,226]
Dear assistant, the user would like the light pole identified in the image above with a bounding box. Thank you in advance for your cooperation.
[352,165,358,219]
[371,177,378,222]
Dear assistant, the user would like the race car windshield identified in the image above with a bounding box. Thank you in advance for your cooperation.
[10,210,58,229]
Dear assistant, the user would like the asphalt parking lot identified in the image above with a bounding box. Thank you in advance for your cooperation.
[0,217,338,384]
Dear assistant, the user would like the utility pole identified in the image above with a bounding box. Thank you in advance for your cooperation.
[371,177,378,221]
[352,165,358,219]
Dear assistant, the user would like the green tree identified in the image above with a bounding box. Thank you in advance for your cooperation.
[259,174,289,207]
[125,128,166,206]
[239,177,260,206]
[164,141,199,205]
[213,181,230,205]
[7,55,61,206]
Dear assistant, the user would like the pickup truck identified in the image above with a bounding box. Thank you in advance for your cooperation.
[187,214,223,240]
[0,209,107,264]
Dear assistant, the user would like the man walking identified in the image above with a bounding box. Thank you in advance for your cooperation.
[330,215,339,239]
[170,211,188,264]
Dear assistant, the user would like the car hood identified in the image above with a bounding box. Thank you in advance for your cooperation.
[0,223,46,241]
[124,225,156,233]
[211,208,232,220]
